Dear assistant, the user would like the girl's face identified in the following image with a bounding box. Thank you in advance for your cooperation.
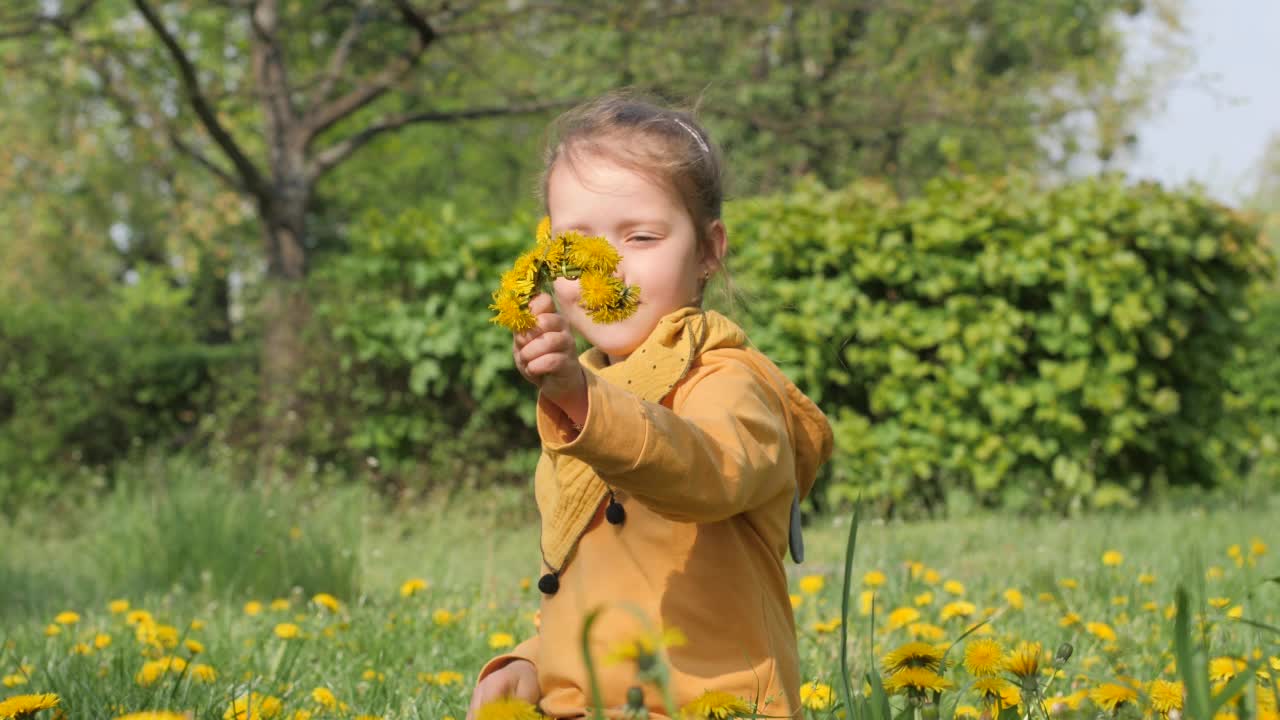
[547,153,723,365]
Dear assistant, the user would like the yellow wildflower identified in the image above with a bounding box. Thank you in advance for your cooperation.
[243,602,263,616]
[311,593,341,612]
[884,667,952,694]
[943,580,965,596]
[883,641,946,673]
[886,607,920,631]
[972,677,1020,709]
[863,570,887,587]
[400,579,429,598]
[488,633,515,650]
[108,599,130,614]
[679,690,750,719]
[1102,550,1124,566]
[1089,682,1138,712]
[914,592,934,606]
[53,612,79,626]
[940,601,975,621]
[1149,679,1184,717]
[798,575,825,596]
[1005,641,1042,680]
[1003,589,1024,609]
[963,639,1005,676]
[0,694,60,718]
[223,692,282,720]
[604,627,687,666]
[311,688,337,709]
[190,664,217,682]
[273,624,301,640]
[269,599,289,611]
[799,682,834,710]
[113,712,192,720]
[473,697,542,720]
[1086,622,1117,642]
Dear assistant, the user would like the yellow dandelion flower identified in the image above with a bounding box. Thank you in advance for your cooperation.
[907,623,946,641]
[243,602,263,617]
[859,590,876,616]
[1149,679,1184,717]
[564,232,619,273]
[268,599,289,611]
[488,633,515,650]
[184,639,204,655]
[887,607,921,631]
[922,569,941,584]
[290,712,312,720]
[3,675,29,688]
[1102,550,1124,566]
[535,216,552,245]
[811,618,841,634]
[1086,622,1117,642]
[432,609,455,626]
[93,633,111,650]
[108,599,130,614]
[190,664,217,682]
[1006,641,1042,680]
[799,682,834,710]
[400,578,429,598]
[311,593,341,612]
[1251,537,1268,556]
[943,580,965,596]
[586,285,639,324]
[604,627,687,665]
[1089,682,1138,712]
[1059,612,1081,627]
[883,641,946,673]
[1209,597,1232,609]
[473,697,543,720]
[884,667,953,694]
[223,692,282,720]
[135,657,186,687]
[1226,605,1243,619]
[42,625,60,637]
[488,291,538,334]
[1003,589,1024,610]
[1138,573,1156,585]
[963,638,1006,676]
[434,671,464,686]
[70,642,92,656]
[972,677,1020,709]
[954,705,981,718]
[310,688,337,709]
[53,611,80,626]
[679,690,750,719]
[0,694,60,718]
[1206,566,1224,580]
[1209,656,1246,682]
[789,594,802,610]
[798,575,825,596]
[940,601,976,621]
[113,712,192,720]
[914,592,934,606]
[864,570,887,587]
[273,623,301,640]
[577,271,623,310]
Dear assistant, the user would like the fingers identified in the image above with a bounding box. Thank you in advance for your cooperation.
[516,327,575,376]
[528,292,553,315]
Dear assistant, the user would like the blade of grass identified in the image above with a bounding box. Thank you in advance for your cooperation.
[1173,586,1210,720]
[837,500,863,720]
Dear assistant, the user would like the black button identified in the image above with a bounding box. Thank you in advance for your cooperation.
[606,499,626,526]
[538,572,560,595]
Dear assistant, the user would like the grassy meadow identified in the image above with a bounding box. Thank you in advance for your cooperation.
[1,456,1277,719]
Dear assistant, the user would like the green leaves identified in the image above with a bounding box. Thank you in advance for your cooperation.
[728,172,1275,514]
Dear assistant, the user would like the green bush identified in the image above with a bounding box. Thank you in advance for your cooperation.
[0,271,249,512]
[303,203,541,488]
[726,173,1274,514]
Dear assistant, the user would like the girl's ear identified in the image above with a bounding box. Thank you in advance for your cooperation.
[703,219,728,274]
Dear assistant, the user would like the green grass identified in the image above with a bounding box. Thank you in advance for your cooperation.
[0,457,1277,719]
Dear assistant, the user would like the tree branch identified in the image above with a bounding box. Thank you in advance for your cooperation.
[311,0,371,106]
[132,0,267,198]
[302,0,436,145]
[308,98,576,181]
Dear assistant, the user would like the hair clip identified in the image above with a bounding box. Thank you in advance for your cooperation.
[672,118,710,154]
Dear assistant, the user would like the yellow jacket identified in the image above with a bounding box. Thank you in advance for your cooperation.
[477,307,834,719]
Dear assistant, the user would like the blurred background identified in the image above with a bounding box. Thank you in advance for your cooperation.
[1,0,1277,522]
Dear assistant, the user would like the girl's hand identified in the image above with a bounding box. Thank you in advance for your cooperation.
[513,293,588,422]
[466,659,539,719]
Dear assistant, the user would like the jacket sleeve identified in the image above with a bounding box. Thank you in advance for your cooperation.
[475,634,539,684]
[536,355,793,523]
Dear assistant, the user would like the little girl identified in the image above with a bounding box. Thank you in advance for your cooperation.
[467,90,833,720]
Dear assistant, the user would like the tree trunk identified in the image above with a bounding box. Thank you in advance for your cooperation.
[255,184,310,480]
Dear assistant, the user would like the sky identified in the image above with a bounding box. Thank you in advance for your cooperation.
[1123,0,1280,204]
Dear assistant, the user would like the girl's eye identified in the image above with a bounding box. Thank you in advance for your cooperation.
[629,235,658,242]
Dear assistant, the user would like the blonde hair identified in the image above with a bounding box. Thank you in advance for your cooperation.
[539,88,740,311]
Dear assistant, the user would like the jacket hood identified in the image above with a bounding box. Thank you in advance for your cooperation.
[584,306,834,501]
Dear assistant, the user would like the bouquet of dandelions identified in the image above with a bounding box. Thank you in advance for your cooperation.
[489,216,641,333]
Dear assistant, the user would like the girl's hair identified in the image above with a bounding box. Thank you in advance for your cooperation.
[539,88,740,311]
